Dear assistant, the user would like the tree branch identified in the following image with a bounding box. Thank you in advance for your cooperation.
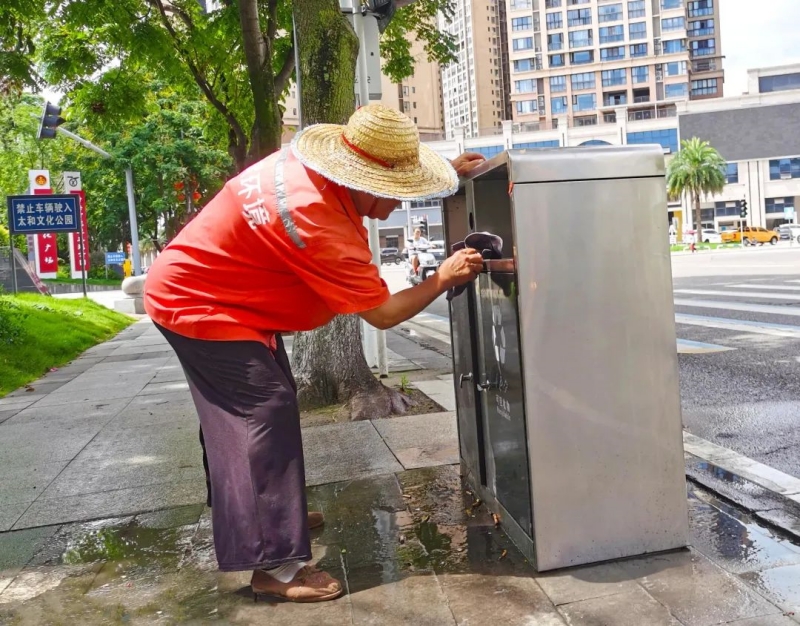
[274,44,295,98]
[147,0,248,161]
[267,0,279,46]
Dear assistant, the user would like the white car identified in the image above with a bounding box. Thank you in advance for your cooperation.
[700,229,722,244]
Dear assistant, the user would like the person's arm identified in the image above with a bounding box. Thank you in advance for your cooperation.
[360,248,483,330]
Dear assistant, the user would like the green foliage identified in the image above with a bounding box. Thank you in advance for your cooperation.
[667,137,727,229]
[0,293,133,396]
[0,0,45,94]
[0,297,28,346]
[381,0,458,82]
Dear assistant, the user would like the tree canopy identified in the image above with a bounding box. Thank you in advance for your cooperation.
[667,137,726,232]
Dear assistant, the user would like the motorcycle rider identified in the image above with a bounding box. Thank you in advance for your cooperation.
[409,227,429,275]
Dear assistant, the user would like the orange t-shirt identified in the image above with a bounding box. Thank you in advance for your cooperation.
[143,149,390,344]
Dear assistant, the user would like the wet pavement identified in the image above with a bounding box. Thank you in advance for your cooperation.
[1,464,800,625]
[3,319,800,624]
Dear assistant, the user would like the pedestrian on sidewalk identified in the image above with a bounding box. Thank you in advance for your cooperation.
[143,105,485,603]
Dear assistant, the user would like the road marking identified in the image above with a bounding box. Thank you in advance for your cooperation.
[675,289,800,301]
[731,284,800,292]
[676,313,800,338]
[684,432,800,503]
[676,339,734,354]
[674,298,800,317]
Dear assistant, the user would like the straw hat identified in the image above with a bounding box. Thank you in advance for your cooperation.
[291,104,458,201]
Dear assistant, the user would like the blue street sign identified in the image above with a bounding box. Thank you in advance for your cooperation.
[7,194,80,234]
[105,251,126,265]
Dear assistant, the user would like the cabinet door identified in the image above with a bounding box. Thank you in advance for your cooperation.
[475,271,532,536]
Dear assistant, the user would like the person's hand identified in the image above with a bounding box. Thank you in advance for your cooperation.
[451,152,485,177]
[437,248,483,288]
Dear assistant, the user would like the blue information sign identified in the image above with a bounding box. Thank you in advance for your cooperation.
[7,194,80,234]
[105,251,126,265]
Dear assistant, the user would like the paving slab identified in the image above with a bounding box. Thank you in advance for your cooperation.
[0,503,30,532]
[741,564,800,618]
[725,616,800,626]
[12,479,207,529]
[0,409,20,425]
[440,574,566,625]
[348,570,455,626]
[0,526,59,573]
[535,560,642,605]
[0,461,69,506]
[3,398,129,427]
[32,386,149,407]
[372,412,458,469]
[558,586,683,626]
[616,551,783,625]
[0,425,101,466]
[37,455,204,499]
[302,422,403,486]
[411,380,456,411]
[0,396,45,411]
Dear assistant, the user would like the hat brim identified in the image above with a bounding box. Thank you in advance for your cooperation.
[291,124,459,201]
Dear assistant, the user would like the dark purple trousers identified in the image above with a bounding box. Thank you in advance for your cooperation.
[156,324,311,572]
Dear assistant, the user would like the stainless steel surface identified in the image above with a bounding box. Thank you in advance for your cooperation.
[447,145,685,571]
[461,145,667,185]
[513,174,688,570]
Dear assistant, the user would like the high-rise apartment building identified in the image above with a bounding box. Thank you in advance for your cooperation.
[440,0,511,139]
[281,33,445,142]
[506,0,723,128]
[380,38,446,141]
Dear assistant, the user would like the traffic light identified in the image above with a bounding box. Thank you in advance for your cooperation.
[419,217,429,238]
[740,199,748,220]
[37,102,65,139]
[367,0,395,32]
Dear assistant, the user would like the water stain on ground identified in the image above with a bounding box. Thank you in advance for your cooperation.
[5,469,800,625]
[0,466,525,625]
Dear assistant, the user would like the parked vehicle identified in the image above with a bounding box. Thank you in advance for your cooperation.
[720,226,779,246]
[700,229,722,244]
[778,224,800,243]
[380,247,404,265]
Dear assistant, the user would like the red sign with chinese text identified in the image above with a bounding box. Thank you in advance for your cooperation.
[33,188,58,277]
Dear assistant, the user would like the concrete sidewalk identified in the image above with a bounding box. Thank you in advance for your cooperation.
[1,320,800,624]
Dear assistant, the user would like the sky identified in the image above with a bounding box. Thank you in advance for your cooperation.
[721,0,800,95]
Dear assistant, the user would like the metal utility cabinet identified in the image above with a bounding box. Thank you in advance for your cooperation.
[443,146,688,572]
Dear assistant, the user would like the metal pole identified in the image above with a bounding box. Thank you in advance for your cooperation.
[53,126,112,159]
[125,168,142,276]
[9,236,18,295]
[292,14,304,130]
[78,224,88,298]
[353,0,388,376]
[352,2,371,108]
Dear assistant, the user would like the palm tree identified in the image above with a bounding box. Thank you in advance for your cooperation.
[666,137,727,241]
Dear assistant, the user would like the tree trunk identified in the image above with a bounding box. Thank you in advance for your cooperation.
[238,0,283,163]
[694,192,702,244]
[290,0,411,420]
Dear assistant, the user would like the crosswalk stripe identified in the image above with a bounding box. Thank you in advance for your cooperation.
[676,313,800,338]
[675,289,800,301]
[731,284,800,292]
[674,298,800,317]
